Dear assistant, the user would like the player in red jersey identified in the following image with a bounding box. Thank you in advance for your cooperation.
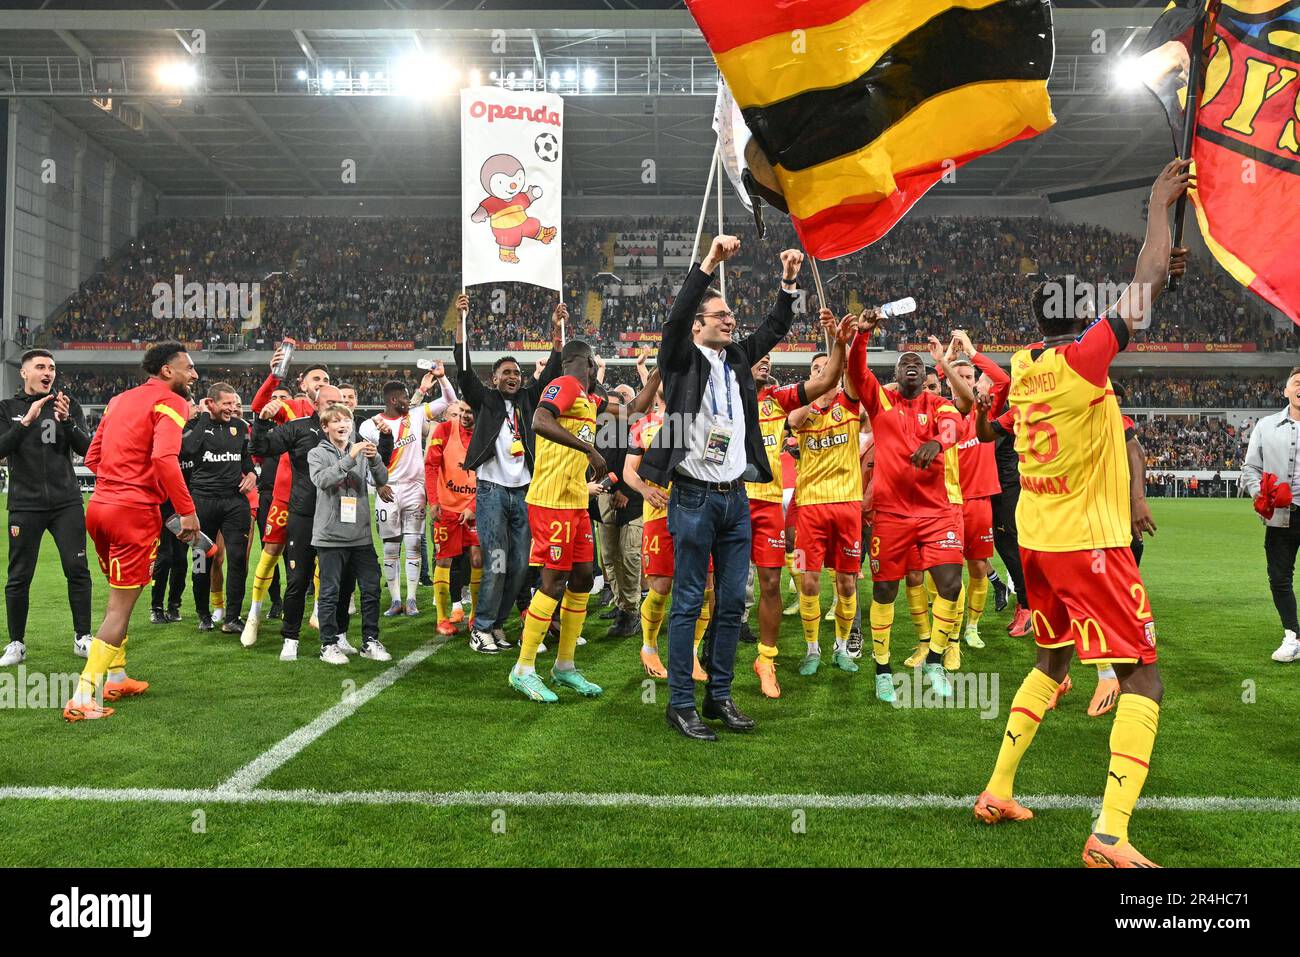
[65,341,201,722]
[939,330,1011,669]
[857,313,966,703]
[241,352,331,648]
[426,401,483,638]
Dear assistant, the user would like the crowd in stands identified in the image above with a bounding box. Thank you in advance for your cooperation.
[1133,416,1252,471]
[40,214,1291,354]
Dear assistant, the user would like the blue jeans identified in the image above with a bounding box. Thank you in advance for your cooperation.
[665,479,752,710]
[473,479,532,633]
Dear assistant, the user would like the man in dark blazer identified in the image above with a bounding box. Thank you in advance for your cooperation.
[453,294,565,653]
[643,235,804,740]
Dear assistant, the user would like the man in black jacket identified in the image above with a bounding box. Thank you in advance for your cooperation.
[0,350,94,665]
[644,235,802,741]
[453,293,564,652]
[251,383,345,662]
[181,383,257,634]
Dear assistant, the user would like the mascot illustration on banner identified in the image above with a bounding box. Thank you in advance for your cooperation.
[469,153,557,264]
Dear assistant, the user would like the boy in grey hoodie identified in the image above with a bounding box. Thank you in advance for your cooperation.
[308,403,391,664]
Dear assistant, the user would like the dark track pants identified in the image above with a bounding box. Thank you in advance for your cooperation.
[6,502,92,642]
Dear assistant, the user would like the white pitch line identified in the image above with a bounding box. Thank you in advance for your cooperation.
[215,637,448,795]
[1,786,1298,814]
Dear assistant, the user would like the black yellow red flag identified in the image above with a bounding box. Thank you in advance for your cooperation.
[1139,0,1300,324]
[686,0,1056,259]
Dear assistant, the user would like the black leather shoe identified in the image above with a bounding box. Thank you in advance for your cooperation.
[739,622,757,644]
[600,606,618,620]
[666,705,717,741]
[701,697,755,732]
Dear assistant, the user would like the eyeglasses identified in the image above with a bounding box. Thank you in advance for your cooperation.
[696,309,735,320]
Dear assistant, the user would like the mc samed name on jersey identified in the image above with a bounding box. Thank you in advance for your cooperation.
[461,86,564,292]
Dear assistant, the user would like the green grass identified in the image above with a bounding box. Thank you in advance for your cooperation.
[0,497,1295,867]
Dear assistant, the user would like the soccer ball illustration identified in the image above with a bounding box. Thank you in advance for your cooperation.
[534,132,560,162]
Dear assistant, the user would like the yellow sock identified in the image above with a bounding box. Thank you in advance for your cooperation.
[76,638,118,701]
[556,589,590,668]
[470,565,482,612]
[107,635,128,680]
[869,600,894,665]
[987,667,1060,800]
[313,565,320,602]
[641,589,667,650]
[211,589,225,611]
[1097,694,1160,843]
[834,590,857,644]
[251,549,278,603]
[924,571,937,606]
[952,582,967,636]
[906,584,931,642]
[757,640,778,660]
[928,594,961,652]
[799,592,821,651]
[433,565,451,621]
[693,587,713,656]
[516,591,559,672]
[967,576,989,628]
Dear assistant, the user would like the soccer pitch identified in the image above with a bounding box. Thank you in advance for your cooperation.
[0,498,1295,868]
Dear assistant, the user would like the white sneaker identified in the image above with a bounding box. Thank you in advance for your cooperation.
[404,599,419,617]
[211,607,224,624]
[240,616,260,648]
[469,629,500,654]
[491,627,514,650]
[590,574,604,595]
[73,634,91,658]
[537,641,548,654]
[360,640,392,662]
[279,638,299,662]
[335,635,358,656]
[576,635,587,646]
[320,644,349,665]
[0,642,25,666]
[1271,630,1300,663]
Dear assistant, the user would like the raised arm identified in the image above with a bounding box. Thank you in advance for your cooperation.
[1110,159,1192,333]
[803,311,853,406]
[661,236,740,374]
[740,248,803,366]
[453,293,488,412]
[627,367,661,417]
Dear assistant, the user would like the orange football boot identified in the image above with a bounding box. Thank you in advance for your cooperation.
[63,699,115,722]
[1088,677,1120,717]
[1045,673,1073,712]
[640,648,667,679]
[103,676,150,701]
[973,790,1034,824]
[1083,833,1160,868]
[754,657,781,699]
[436,619,457,637]
[449,607,466,625]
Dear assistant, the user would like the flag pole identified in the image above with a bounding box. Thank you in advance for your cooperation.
[460,285,467,346]
[1169,10,1210,293]
[808,255,829,350]
[716,148,726,301]
[691,144,720,268]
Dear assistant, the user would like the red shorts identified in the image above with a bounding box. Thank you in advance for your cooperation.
[86,500,162,589]
[432,510,479,560]
[642,516,675,578]
[962,497,995,561]
[263,498,290,546]
[1021,546,1158,665]
[528,506,594,571]
[869,508,964,582]
[749,500,787,568]
[796,502,863,574]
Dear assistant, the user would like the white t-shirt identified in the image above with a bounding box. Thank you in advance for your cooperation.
[360,407,427,486]
[678,344,747,483]
[475,398,531,488]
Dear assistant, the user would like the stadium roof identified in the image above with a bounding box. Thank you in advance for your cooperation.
[0,1,1178,200]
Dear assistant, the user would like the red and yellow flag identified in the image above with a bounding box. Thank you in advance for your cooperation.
[686,0,1056,259]
[1141,0,1300,324]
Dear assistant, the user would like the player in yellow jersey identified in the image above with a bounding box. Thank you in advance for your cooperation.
[786,310,874,678]
[972,159,1191,868]
[511,339,620,703]
[748,310,854,698]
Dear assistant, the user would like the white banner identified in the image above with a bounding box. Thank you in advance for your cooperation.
[460,86,564,292]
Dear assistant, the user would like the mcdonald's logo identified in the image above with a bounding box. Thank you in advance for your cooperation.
[1029,609,1056,643]
[1071,617,1109,655]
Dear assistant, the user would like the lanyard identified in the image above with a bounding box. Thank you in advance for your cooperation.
[503,401,521,441]
[707,360,733,420]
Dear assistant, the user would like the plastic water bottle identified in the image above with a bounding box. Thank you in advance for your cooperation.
[416,358,437,371]
[271,337,296,379]
[880,297,917,319]
[164,512,218,559]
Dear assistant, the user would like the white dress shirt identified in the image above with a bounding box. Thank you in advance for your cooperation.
[475,398,531,488]
[677,343,747,484]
